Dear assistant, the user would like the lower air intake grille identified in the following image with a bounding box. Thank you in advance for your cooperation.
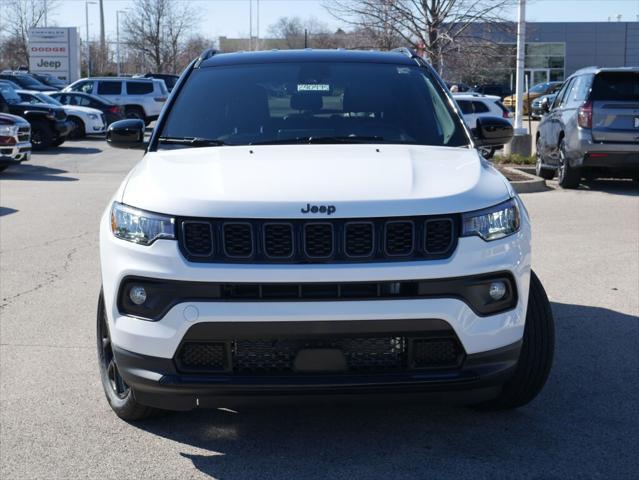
[410,338,460,368]
[177,343,229,372]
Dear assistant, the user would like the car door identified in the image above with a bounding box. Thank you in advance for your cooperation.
[559,75,591,154]
[542,78,573,162]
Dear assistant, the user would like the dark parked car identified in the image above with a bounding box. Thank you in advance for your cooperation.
[143,73,179,92]
[47,91,125,125]
[536,67,639,188]
[0,73,55,92]
[472,84,513,99]
[0,82,72,149]
[31,73,67,90]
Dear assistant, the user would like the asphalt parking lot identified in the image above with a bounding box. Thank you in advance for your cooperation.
[1,139,638,479]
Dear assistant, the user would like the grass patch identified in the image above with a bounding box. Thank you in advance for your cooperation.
[492,153,535,165]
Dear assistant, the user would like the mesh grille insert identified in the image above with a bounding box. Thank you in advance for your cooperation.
[410,338,460,368]
[177,343,229,372]
[304,223,334,258]
[345,222,374,257]
[385,221,414,256]
[264,223,294,258]
[223,223,253,257]
[183,222,213,256]
[425,219,453,254]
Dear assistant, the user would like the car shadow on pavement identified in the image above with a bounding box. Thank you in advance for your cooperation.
[0,164,78,182]
[37,146,102,155]
[578,179,639,196]
[129,301,639,478]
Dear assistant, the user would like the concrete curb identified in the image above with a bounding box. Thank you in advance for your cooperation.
[503,166,548,193]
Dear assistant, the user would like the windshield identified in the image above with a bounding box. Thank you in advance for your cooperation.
[528,83,550,94]
[0,84,22,104]
[35,93,62,105]
[159,62,469,148]
[16,75,44,88]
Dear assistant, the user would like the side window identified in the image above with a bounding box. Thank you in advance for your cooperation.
[126,81,153,95]
[97,81,122,95]
[457,100,473,115]
[56,94,68,104]
[472,101,489,113]
[74,81,94,94]
[76,95,92,106]
[555,78,574,109]
[566,75,592,107]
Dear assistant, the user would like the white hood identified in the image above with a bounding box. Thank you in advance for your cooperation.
[121,144,511,218]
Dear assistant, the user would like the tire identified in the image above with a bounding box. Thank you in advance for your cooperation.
[30,121,54,150]
[478,146,495,159]
[557,139,580,189]
[125,106,145,121]
[52,137,66,147]
[68,117,86,140]
[97,291,163,421]
[535,137,555,180]
[474,271,555,410]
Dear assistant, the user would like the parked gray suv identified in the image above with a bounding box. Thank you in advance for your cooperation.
[535,67,639,188]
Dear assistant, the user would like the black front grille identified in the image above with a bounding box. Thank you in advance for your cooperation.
[176,334,463,375]
[178,215,457,264]
[17,126,30,143]
[54,110,66,120]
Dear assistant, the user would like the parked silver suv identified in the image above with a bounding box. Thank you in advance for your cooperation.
[63,77,168,124]
[535,67,639,188]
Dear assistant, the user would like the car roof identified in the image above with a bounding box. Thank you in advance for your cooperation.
[76,77,154,82]
[199,49,418,68]
[572,66,639,76]
[452,93,500,101]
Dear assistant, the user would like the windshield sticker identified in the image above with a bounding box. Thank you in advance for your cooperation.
[297,84,330,92]
[397,67,410,74]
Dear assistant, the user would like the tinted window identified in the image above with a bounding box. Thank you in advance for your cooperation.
[555,78,574,108]
[591,72,639,101]
[565,76,591,107]
[97,81,122,95]
[73,80,94,94]
[161,63,469,148]
[472,101,489,113]
[457,100,473,114]
[74,95,93,106]
[126,81,153,95]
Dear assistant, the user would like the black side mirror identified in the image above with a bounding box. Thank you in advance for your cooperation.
[107,119,146,149]
[541,98,551,113]
[473,116,514,147]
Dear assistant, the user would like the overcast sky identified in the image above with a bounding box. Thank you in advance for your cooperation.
[8,0,639,41]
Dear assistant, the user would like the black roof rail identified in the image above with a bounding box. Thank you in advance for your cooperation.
[194,48,218,68]
[392,47,421,60]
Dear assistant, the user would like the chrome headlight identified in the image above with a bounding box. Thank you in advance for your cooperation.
[110,202,175,245]
[461,198,520,241]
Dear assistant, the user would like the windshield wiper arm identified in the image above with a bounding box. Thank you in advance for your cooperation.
[158,137,228,147]
[250,135,384,146]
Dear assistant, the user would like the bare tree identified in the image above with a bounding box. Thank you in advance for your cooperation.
[325,0,513,72]
[122,0,196,74]
[0,0,60,68]
[267,16,336,49]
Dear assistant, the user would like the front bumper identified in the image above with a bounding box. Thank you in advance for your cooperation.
[0,141,31,165]
[86,115,107,134]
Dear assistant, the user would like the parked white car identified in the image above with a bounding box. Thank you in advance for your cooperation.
[63,77,168,125]
[453,93,512,158]
[17,90,106,139]
[98,49,555,421]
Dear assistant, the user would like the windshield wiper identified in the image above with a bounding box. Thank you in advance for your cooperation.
[250,135,384,146]
[158,137,228,147]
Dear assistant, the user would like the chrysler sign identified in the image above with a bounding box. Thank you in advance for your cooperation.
[28,27,80,83]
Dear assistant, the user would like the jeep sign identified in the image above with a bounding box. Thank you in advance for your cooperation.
[28,27,80,83]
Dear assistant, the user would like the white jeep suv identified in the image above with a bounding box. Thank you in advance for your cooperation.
[100,49,554,420]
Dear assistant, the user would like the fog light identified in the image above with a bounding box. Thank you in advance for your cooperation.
[489,281,507,301]
[129,286,147,305]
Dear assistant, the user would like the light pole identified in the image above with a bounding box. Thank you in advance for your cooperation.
[514,0,526,135]
[85,1,97,77]
[116,10,126,76]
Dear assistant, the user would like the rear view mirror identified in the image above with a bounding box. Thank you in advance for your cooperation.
[473,116,514,147]
[107,119,146,149]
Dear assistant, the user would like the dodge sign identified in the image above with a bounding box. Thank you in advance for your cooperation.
[28,28,80,83]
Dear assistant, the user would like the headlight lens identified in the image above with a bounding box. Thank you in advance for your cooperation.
[110,202,175,245]
[88,113,98,119]
[461,198,520,241]
[0,125,19,136]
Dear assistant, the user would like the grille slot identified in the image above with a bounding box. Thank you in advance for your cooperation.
[344,222,374,257]
[304,223,334,258]
[177,342,229,372]
[425,219,453,254]
[385,221,414,256]
[263,223,294,258]
[223,223,253,258]
[175,334,464,375]
[182,221,213,256]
